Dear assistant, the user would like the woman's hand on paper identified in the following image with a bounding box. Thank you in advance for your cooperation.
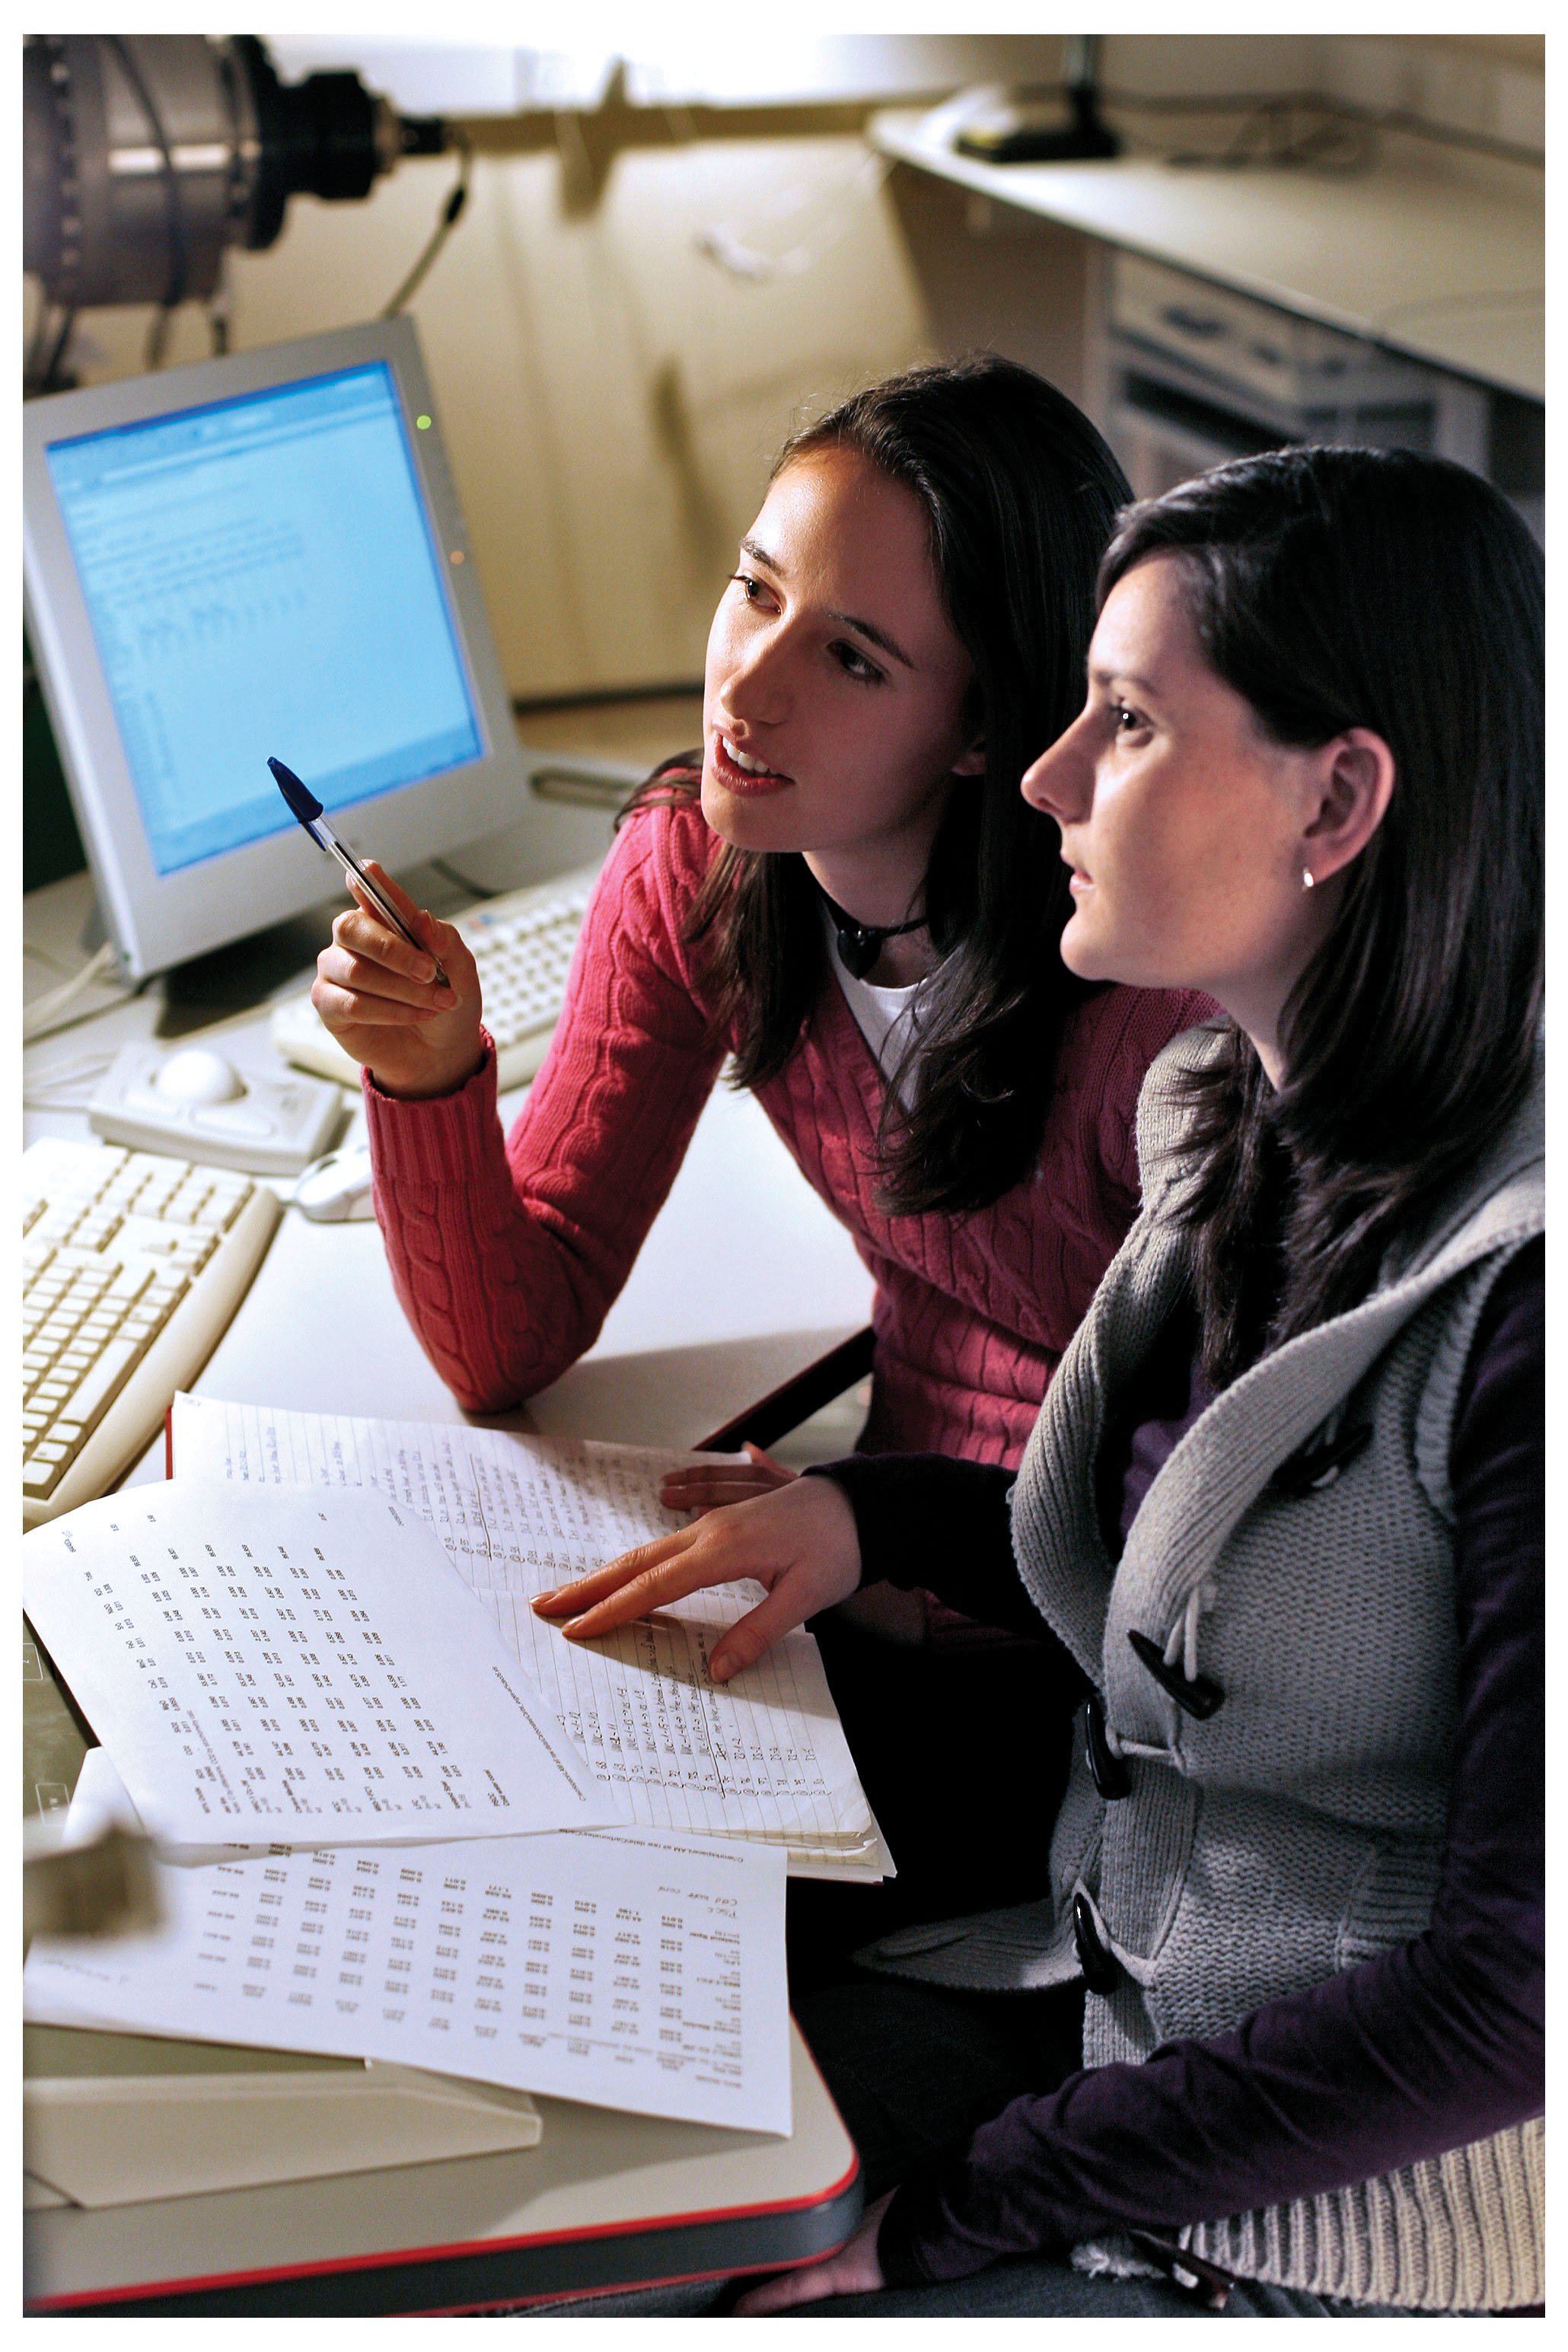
[659,1442,798,1516]
[732,2191,892,2312]
[531,1474,862,1681]
[312,861,487,1100]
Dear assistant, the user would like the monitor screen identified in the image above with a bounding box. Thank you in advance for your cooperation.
[23,318,534,980]
[44,363,483,876]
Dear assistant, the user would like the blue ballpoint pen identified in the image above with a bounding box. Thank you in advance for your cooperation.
[269,756,451,990]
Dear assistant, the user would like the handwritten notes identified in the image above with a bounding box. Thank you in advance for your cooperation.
[22,1485,623,1850]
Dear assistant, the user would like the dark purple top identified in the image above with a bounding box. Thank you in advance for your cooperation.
[811,1238,1544,2287]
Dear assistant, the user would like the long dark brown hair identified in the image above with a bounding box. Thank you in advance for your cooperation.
[1098,446,1544,1380]
[623,354,1131,1216]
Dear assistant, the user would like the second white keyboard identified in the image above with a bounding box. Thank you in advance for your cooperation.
[23,1138,281,1528]
[269,864,599,1094]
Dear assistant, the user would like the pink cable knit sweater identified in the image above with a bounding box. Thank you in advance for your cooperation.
[363,800,1212,1470]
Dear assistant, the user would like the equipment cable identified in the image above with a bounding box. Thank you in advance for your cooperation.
[380,130,471,317]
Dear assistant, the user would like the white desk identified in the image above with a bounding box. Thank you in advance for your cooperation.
[23,865,874,2309]
[24,868,876,1459]
[113,1074,874,1467]
[872,101,1544,399]
[26,2025,859,2315]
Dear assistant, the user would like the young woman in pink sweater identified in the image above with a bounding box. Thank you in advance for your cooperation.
[311,357,1209,1490]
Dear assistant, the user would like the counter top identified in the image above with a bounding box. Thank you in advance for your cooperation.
[871,104,1543,400]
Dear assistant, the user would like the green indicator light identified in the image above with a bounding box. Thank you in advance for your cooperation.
[416,413,432,430]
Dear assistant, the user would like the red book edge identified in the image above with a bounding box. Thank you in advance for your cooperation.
[164,1404,175,1480]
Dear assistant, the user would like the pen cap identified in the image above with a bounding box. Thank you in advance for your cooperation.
[269,757,324,829]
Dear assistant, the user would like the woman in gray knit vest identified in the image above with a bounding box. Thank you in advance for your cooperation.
[534,446,1544,2319]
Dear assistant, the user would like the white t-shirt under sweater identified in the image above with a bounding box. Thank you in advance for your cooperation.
[824,907,936,1108]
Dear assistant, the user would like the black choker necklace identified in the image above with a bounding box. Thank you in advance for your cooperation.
[814,881,928,980]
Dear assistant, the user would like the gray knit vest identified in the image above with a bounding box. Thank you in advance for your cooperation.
[862,1027,1544,2309]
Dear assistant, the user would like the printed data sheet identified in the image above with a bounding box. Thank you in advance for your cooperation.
[23,1484,623,1850]
[25,1751,790,2134]
[171,1397,882,1871]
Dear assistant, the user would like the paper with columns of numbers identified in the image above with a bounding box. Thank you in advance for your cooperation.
[170,1395,884,1875]
[24,1748,791,2134]
[22,1484,626,1850]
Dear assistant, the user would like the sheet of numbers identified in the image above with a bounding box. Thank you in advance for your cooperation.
[26,1753,790,2134]
[24,1487,619,1848]
[173,1400,878,1856]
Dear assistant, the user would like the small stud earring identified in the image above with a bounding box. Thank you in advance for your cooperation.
[1302,868,1315,891]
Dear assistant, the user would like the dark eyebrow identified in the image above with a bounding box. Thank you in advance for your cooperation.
[738,537,915,671]
[826,609,914,670]
[1088,661,1160,696]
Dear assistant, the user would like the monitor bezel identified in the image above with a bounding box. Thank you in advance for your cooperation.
[23,317,530,979]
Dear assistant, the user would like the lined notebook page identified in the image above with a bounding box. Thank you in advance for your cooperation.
[172,1397,881,1869]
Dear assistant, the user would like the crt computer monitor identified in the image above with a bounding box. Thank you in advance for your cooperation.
[23,317,530,979]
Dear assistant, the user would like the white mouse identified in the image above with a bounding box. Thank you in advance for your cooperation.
[153,1046,247,1105]
[295,1141,378,1222]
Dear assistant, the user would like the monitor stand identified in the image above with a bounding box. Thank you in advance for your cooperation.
[150,817,602,1039]
[27,779,619,1046]
[156,904,346,1041]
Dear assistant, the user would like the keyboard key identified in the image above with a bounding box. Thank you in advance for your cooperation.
[21,1136,281,1525]
[56,1337,146,1438]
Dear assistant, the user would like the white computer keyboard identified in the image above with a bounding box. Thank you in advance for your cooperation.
[269,863,599,1093]
[22,1138,281,1529]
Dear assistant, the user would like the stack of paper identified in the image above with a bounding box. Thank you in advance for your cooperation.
[23,1484,792,2136]
[30,1750,791,2139]
[170,1395,888,1882]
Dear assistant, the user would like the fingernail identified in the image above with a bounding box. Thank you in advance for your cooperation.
[435,986,455,1006]
[531,1590,558,1610]
[414,956,435,981]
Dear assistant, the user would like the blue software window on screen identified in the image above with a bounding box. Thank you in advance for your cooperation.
[45,363,483,876]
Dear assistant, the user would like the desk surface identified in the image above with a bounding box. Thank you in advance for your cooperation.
[23,861,873,2306]
[24,868,875,1458]
[25,2026,859,2315]
[872,103,1544,400]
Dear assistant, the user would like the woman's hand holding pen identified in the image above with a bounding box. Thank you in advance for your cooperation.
[312,862,486,1099]
[531,1474,863,1681]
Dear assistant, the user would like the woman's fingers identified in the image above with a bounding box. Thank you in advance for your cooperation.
[732,2192,892,2312]
[309,869,483,1098]
[355,858,425,929]
[311,877,481,1074]
[317,939,454,1016]
[660,1443,798,1513]
[532,1478,863,1675]
[660,1469,787,1515]
[542,1535,736,1646]
[531,1526,703,1620]
[739,1441,790,1477]
[706,1581,814,1682]
[339,884,467,995]
[312,984,444,1033]
[334,903,446,993]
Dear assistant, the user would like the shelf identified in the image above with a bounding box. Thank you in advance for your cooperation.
[871,106,1543,400]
